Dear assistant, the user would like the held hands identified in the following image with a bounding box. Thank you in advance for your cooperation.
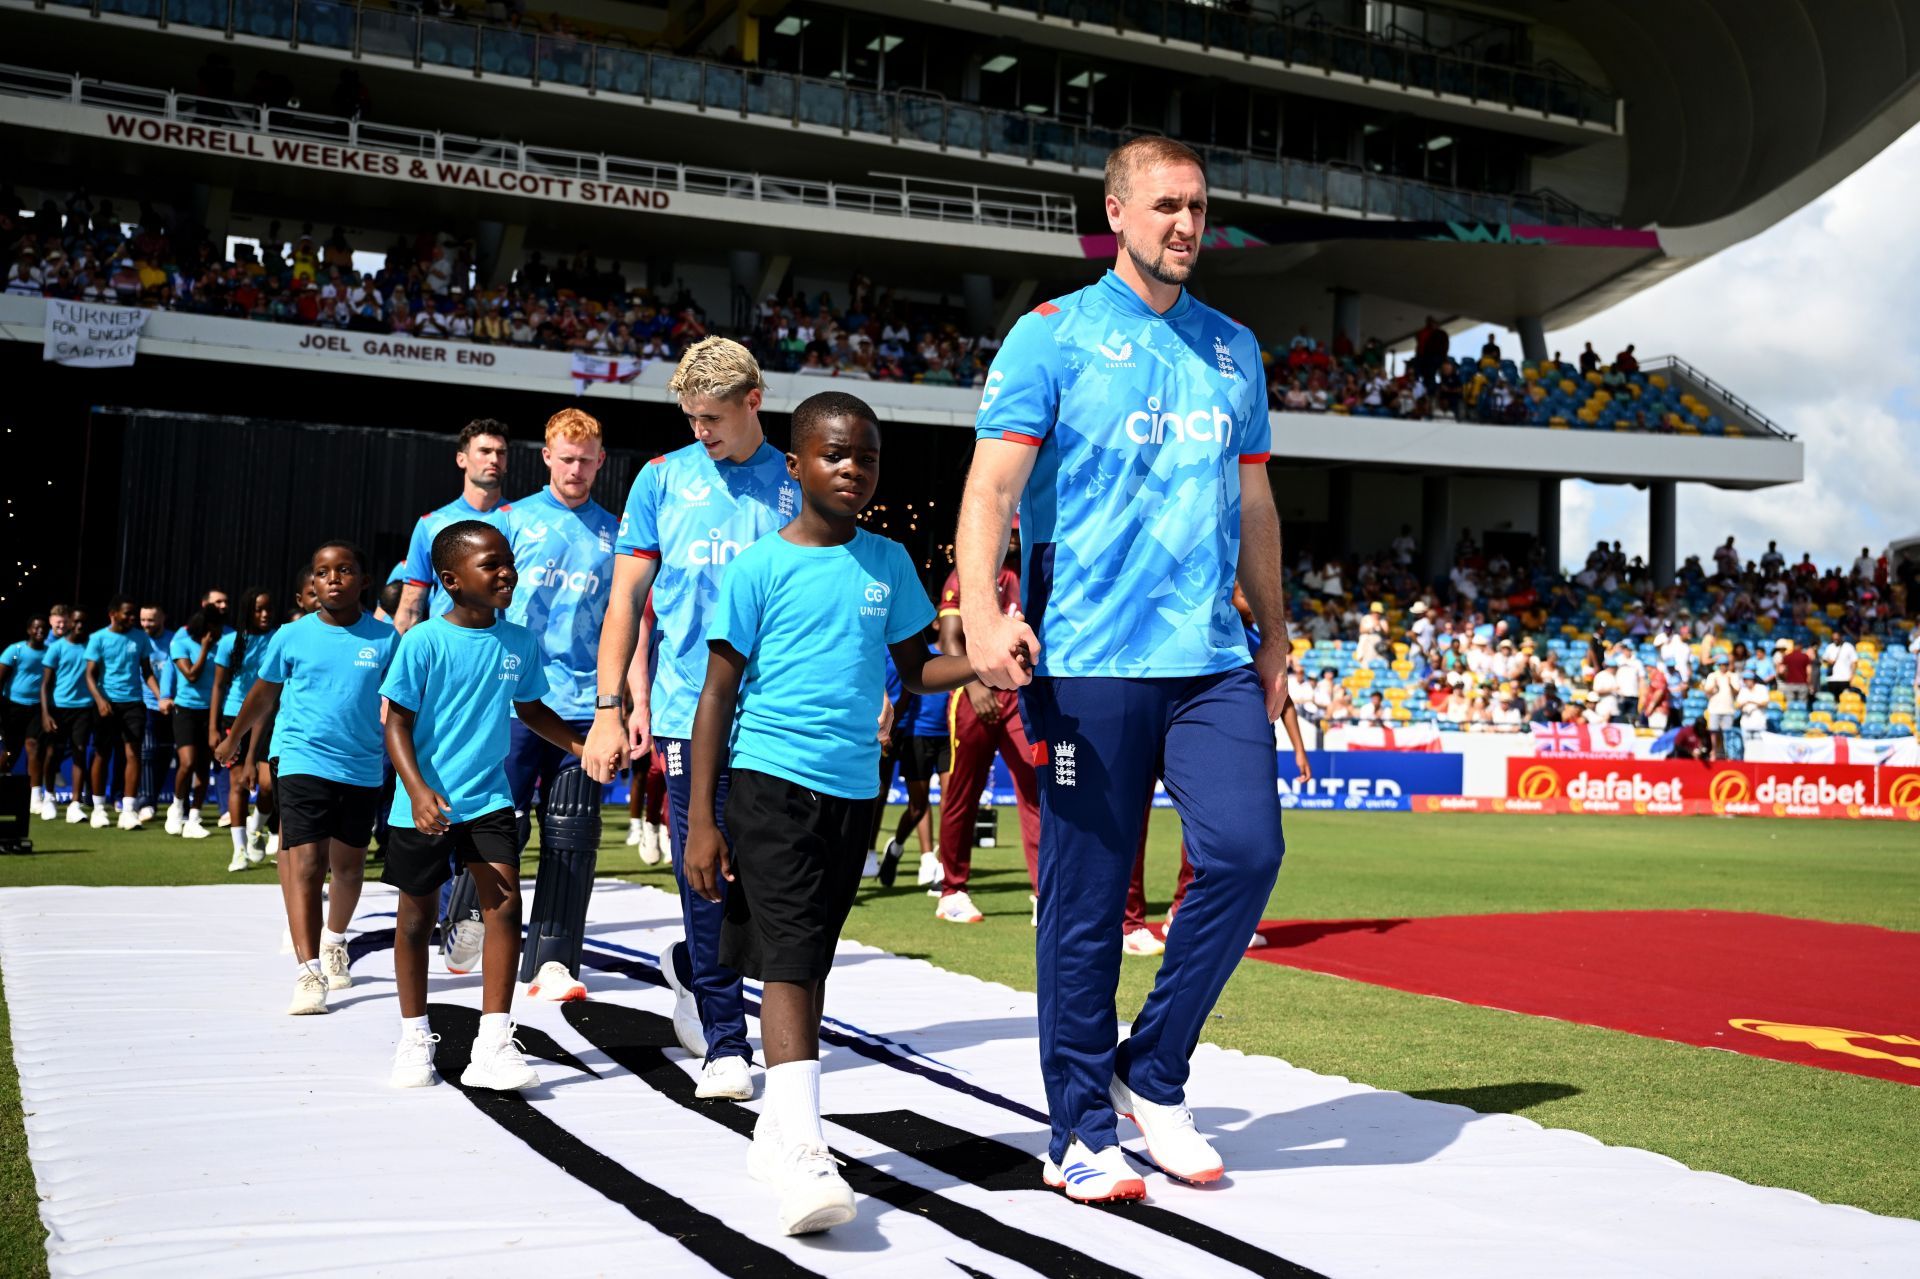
[582,715,628,784]
[965,682,1001,724]
[683,820,733,903]
[213,730,240,767]
[968,607,1040,690]
[93,698,111,719]
[408,785,453,836]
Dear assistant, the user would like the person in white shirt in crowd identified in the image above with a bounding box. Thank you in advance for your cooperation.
[1590,660,1621,724]
[1821,632,1858,699]
[1713,537,1740,579]
[1657,629,1693,689]
[1736,673,1772,743]
[1612,643,1643,713]
[446,303,474,341]
[1491,686,1525,728]
[1356,691,1386,723]
[1851,547,1876,580]
[1319,560,1344,599]
[1701,654,1741,759]
[1760,541,1785,573]
[1466,635,1496,681]
[1355,603,1388,665]
[1406,599,1435,660]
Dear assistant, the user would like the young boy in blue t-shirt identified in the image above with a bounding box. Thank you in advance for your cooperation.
[381,521,588,1091]
[684,391,975,1237]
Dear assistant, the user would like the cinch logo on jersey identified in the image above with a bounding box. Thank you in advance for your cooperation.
[688,529,745,566]
[524,560,604,596]
[861,580,890,617]
[1123,397,1235,448]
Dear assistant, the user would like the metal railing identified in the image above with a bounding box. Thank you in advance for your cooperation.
[0,61,1081,234]
[1641,355,1793,440]
[964,0,1616,127]
[18,0,1617,227]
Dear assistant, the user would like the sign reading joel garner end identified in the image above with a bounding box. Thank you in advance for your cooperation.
[42,298,145,368]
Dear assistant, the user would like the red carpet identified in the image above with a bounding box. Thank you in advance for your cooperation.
[1231,910,1920,1084]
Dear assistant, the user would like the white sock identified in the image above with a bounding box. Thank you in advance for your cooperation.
[321,928,347,948]
[301,959,321,977]
[400,1014,431,1041]
[628,818,640,832]
[92,798,106,811]
[246,811,260,836]
[30,787,42,804]
[765,1060,825,1148]
[168,799,182,814]
[231,827,246,852]
[478,1011,511,1041]
[186,807,203,825]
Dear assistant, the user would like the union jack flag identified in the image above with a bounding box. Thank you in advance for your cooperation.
[1532,722,1586,754]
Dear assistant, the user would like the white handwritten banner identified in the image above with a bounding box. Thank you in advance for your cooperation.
[43,298,146,368]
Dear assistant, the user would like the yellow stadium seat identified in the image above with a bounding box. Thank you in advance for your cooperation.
[1558,379,1577,395]
[1756,616,1774,633]
[1826,603,1846,618]
[1585,371,1603,385]
[1833,721,1859,736]
[1522,367,1539,382]
[1549,417,1569,429]
[1649,374,1668,389]
[1390,706,1412,722]
[1809,710,1833,725]
[1384,687,1409,702]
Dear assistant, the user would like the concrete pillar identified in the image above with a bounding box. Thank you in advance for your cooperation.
[191,184,233,245]
[1649,480,1677,586]
[1422,473,1451,586]
[1537,478,1562,574]
[1331,286,1360,352]
[1516,314,1548,363]
[474,221,524,287]
[995,278,1038,336]
[729,249,762,330]
[754,254,792,305]
[961,273,996,337]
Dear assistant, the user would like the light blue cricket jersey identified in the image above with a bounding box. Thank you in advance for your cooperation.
[505,486,618,722]
[615,440,798,740]
[710,529,936,800]
[402,495,515,620]
[975,269,1272,679]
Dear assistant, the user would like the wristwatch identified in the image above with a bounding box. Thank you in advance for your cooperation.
[594,694,624,711]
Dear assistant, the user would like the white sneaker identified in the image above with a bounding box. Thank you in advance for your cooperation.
[916,849,940,886]
[444,917,484,975]
[461,1027,540,1090]
[390,1027,440,1088]
[227,845,250,873]
[89,806,110,829]
[66,802,86,824]
[752,1136,856,1236]
[137,804,155,823]
[1110,1073,1223,1184]
[163,803,183,835]
[1123,927,1166,957]
[182,813,210,840]
[287,967,328,1015]
[321,941,352,990]
[638,822,663,866]
[660,940,707,1057]
[1041,1138,1148,1203]
[526,960,587,1002]
[37,797,56,822]
[1030,894,1039,927]
[861,851,879,878]
[624,819,642,846]
[116,808,141,831]
[265,832,279,860]
[934,890,984,924]
[217,811,233,828]
[694,1054,753,1100]
[248,826,267,865]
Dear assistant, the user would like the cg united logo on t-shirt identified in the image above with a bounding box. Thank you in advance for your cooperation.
[500,653,522,682]
[861,580,891,618]
[354,646,379,668]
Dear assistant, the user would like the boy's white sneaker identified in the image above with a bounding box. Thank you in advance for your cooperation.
[694,1054,754,1100]
[265,832,279,859]
[443,918,484,974]
[37,796,56,822]
[89,805,110,829]
[287,968,329,1015]
[321,941,353,990]
[137,804,155,823]
[163,803,183,835]
[1041,1138,1148,1203]
[753,1135,856,1236]
[217,811,233,828]
[1123,927,1166,957]
[116,808,141,831]
[247,828,267,864]
[916,849,940,886]
[461,1027,540,1090]
[624,820,642,847]
[526,960,587,1002]
[934,890,984,924]
[660,940,707,1057]
[66,802,86,824]
[390,1027,440,1088]
[226,845,250,873]
[1109,1073,1223,1184]
[182,812,210,840]
[638,822,663,866]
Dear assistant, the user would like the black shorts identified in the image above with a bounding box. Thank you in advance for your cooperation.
[1,702,39,753]
[143,705,172,751]
[381,806,518,896]
[50,706,92,762]
[276,769,382,849]
[720,769,871,983]
[893,732,951,783]
[172,706,212,753]
[92,702,145,753]
[218,713,274,765]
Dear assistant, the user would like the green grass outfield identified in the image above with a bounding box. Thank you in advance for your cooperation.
[0,810,1914,1272]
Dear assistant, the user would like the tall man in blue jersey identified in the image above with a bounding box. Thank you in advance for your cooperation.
[584,337,799,1103]
[498,406,619,1001]
[394,420,514,633]
[956,137,1290,1204]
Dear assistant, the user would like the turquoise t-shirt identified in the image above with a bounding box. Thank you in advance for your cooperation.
[1,642,45,706]
[85,627,148,704]
[44,638,93,709]
[214,628,275,717]
[169,630,218,710]
[259,612,398,788]
[381,616,548,825]
[709,529,935,799]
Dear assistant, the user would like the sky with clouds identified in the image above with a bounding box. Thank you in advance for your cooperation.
[1478,121,1920,575]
